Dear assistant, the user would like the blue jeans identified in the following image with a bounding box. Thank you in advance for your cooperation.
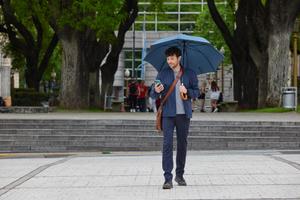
[162,115,190,182]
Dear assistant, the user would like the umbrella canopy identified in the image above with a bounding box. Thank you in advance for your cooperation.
[143,34,224,74]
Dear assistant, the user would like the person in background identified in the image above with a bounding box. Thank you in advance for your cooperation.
[210,80,220,112]
[128,80,138,112]
[198,80,207,112]
[137,80,148,112]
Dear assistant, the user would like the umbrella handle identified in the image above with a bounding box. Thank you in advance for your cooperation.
[180,92,188,100]
[180,83,188,100]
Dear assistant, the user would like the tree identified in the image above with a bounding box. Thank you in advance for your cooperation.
[99,0,138,108]
[45,0,138,109]
[207,0,300,108]
[0,0,59,91]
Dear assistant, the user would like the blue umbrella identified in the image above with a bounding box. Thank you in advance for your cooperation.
[143,34,224,74]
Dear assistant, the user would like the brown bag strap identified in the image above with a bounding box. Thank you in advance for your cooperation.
[159,68,183,108]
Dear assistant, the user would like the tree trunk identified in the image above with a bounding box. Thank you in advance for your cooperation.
[207,0,300,109]
[25,62,39,91]
[231,54,259,108]
[265,0,299,106]
[93,70,101,107]
[245,0,268,108]
[59,31,90,109]
[56,26,109,109]
[97,0,138,109]
[88,42,109,108]
[88,71,97,107]
[266,30,291,106]
[207,0,259,109]
[99,58,118,109]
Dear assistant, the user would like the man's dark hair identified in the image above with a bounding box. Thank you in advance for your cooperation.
[165,46,181,57]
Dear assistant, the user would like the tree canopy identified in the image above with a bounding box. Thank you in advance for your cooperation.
[0,0,59,90]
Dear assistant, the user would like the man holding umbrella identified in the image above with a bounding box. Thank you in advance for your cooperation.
[150,46,200,189]
[146,34,224,189]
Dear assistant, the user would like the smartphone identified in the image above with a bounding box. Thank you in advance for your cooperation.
[154,80,161,86]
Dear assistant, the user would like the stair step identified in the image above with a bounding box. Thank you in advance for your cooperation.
[0,118,299,152]
[0,129,299,137]
[1,120,300,126]
[0,142,299,153]
[0,124,299,132]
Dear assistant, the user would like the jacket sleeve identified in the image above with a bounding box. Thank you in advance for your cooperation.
[150,71,167,99]
[187,71,200,99]
[150,84,158,99]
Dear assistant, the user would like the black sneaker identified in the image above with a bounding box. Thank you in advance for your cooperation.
[162,181,173,189]
[175,176,187,186]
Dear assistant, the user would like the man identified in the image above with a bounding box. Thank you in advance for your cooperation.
[150,46,200,189]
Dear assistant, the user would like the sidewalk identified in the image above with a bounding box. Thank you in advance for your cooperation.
[0,150,300,200]
[1,112,300,122]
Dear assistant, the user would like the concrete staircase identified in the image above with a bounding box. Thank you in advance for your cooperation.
[0,119,300,152]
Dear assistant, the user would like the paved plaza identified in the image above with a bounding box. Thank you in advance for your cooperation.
[0,150,300,200]
[1,112,300,199]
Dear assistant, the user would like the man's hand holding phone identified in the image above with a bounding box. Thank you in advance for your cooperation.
[154,80,164,93]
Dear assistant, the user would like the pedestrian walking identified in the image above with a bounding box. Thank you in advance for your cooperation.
[150,46,199,189]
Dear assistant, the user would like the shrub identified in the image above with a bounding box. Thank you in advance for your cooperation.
[12,88,49,106]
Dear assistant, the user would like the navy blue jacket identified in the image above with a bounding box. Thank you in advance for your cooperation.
[150,67,200,118]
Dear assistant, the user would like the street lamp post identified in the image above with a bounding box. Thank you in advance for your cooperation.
[220,46,225,93]
[132,23,135,80]
[124,68,130,97]
[122,68,131,112]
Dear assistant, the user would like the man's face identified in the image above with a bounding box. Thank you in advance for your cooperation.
[166,55,181,69]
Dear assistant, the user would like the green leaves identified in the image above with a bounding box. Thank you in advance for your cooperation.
[56,0,126,39]
[147,0,164,12]
[261,0,267,6]
[0,0,59,83]
[10,0,48,26]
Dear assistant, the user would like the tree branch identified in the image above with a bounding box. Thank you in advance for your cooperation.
[4,23,28,54]
[37,33,59,79]
[100,0,138,72]
[207,0,241,54]
[112,0,138,57]
[2,0,35,48]
[248,0,268,51]
[32,15,43,51]
[118,0,138,38]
